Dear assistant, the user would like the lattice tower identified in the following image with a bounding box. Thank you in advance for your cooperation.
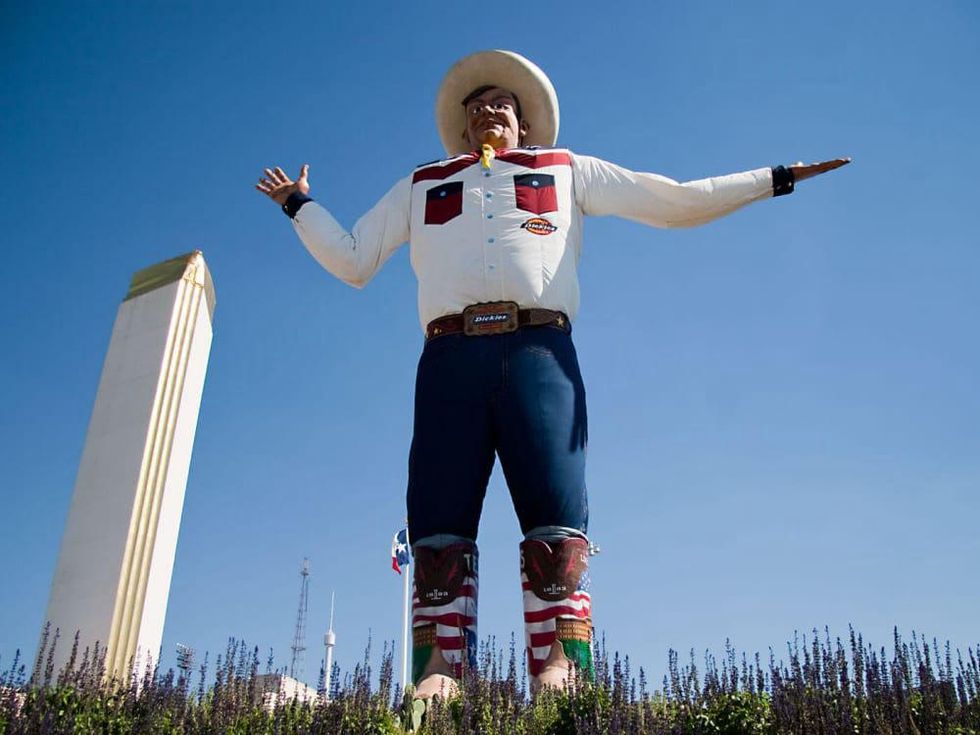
[289,558,311,679]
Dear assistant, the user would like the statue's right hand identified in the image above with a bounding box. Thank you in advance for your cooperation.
[256,164,310,206]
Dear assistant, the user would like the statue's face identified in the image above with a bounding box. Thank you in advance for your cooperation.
[463,87,529,150]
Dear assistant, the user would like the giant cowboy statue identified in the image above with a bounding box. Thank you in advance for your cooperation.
[256,50,849,699]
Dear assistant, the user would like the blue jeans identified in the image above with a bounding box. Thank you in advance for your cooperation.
[407,325,589,544]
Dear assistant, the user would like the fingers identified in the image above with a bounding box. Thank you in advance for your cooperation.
[788,157,852,183]
[811,158,850,173]
[791,158,850,170]
[255,174,280,195]
[263,167,292,186]
[255,165,295,198]
[255,163,312,200]
[296,163,311,195]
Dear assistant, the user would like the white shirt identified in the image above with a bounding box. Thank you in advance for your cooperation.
[291,148,775,332]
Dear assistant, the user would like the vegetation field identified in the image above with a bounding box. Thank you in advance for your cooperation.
[2,626,977,734]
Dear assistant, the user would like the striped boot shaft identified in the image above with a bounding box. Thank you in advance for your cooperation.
[411,541,478,682]
[521,537,594,678]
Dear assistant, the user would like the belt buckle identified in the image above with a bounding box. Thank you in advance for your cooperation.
[463,301,520,336]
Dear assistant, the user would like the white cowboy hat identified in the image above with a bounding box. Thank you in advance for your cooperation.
[435,49,560,156]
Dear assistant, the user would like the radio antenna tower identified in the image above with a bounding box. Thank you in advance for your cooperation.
[289,558,311,680]
[323,591,337,701]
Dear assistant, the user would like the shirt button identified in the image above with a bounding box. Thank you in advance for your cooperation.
[489,265,496,270]
[486,214,493,219]
[486,192,493,199]
[487,237,495,243]
[483,171,491,177]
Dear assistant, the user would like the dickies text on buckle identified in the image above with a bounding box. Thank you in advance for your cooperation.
[463,301,520,336]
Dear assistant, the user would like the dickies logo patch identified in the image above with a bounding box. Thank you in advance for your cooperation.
[521,217,558,236]
[472,313,510,324]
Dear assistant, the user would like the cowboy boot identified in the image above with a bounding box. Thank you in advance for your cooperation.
[411,541,478,699]
[520,537,594,694]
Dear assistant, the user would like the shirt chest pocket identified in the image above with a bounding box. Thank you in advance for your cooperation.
[514,173,557,215]
[424,182,464,225]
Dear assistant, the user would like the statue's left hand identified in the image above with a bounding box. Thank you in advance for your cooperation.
[256,164,310,206]
[789,158,851,183]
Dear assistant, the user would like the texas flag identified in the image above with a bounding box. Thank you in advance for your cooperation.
[391,528,410,574]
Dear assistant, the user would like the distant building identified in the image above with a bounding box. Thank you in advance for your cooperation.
[253,673,320,711]
[40,252,215,680]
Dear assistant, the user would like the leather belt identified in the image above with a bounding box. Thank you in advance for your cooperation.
[426,302,570,340]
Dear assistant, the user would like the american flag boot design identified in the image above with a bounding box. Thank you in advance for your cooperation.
[411,541,478,683]
[521,537,594,681]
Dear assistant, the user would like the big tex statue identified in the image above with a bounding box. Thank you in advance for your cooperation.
[257,50,849,699]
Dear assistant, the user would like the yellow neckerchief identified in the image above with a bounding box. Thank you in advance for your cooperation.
[480,143,495,169]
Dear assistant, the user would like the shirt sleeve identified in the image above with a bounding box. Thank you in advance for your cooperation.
[571,152,775,229]
[290,175,412,288]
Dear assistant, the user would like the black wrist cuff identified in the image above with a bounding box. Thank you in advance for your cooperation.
[771,165,795,197]
[282,192,313,218]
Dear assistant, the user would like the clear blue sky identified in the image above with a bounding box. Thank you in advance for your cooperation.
[2,1,978,689]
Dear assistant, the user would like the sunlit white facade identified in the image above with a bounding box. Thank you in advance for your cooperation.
[41,252,215,679]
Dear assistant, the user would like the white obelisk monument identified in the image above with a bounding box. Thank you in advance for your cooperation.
[41,251,215,679]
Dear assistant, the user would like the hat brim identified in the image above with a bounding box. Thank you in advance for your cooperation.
[436,50,559,157]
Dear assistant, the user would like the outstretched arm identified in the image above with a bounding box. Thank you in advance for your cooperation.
[256,164,411,288]
[572,154,850,229]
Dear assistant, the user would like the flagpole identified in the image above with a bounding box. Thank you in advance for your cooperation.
[401,557,410,692]
[392,524,411,693]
